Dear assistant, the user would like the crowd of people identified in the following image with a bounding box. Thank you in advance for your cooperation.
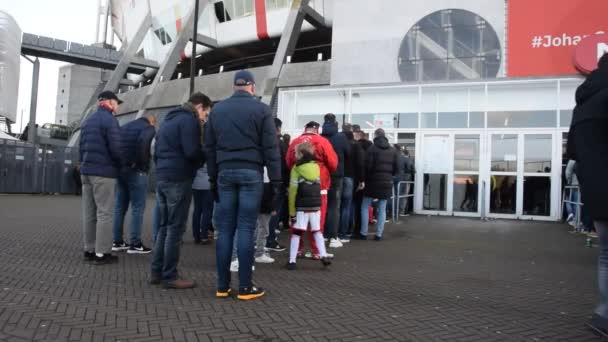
[77,70,413,301]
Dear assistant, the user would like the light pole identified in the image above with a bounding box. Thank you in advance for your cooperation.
[190,0,200,95]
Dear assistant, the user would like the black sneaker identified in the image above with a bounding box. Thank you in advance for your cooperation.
[265,242,286,252]
[149,274,162,285]
[93,254,118,265]
[358,234,368,240]
[587,314,608,338]
[320,257,332,267]
[112,241,129,252]
[127,244,152,254]
[286,262,297,270]
[237,286,265,301]
[374,235,383,241]
[84,251,96,262]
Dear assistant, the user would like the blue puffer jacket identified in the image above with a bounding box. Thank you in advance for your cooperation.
[79,106,123,178]
[155,104,204,182]
[120,117,156,172]
[204,91,281,183]
[321,121,350,177]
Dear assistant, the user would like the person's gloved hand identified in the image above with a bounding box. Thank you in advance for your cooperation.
[210,181,219,203]
[270,181,283,214]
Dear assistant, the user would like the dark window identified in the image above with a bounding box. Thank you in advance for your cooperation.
[399,9,501,82]
[214,1,231,22]
[153,27,173,45]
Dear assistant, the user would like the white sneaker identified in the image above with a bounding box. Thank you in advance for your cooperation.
[325,253,334,259]
[230,260,239,272]
[230,260,256,272]
[339,238,350,243]
[329,238,343,248]
[566,213,574,223]
[255,253,275,264]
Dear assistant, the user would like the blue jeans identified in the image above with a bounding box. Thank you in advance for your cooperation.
[192,189,214,242]
[361,196,387,238]
[565,189,580,221]
[152,194,160,243]
[112,170,148,245]
[596,221,608,319]
[325,176,343,239]
[267,189,286,246]
[339,177,354,239]
[151,180,192,282]
[215,169,263,291]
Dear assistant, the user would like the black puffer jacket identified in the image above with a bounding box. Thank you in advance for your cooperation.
[363,136,399,199]
[568,55,608,220]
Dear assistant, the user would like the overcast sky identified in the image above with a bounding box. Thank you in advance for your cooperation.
[1,1,98,132]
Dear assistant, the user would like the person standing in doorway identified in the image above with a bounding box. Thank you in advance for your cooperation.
[321,113,350,248]
[150,93,206,289]
[360,129,399,241]
[112,113,156,254]
[205,70,281,300]
[286,121,338,259]
[80,91,124,265]
[568,54,608,337]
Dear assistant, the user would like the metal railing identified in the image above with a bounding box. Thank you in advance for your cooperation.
[562,185,583,230]
[392,181,415,222]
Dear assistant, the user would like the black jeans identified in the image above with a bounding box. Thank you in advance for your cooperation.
[324,176,343,239]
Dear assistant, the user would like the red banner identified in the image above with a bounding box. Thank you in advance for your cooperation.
[507,0,608,77]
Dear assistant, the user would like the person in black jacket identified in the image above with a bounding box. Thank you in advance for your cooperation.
[359,129,399,241]
[568,54,608,336]
[111,114,156,254]
[321,114,350,248]
[151,92,207,290]
[265,118,288,252]
[351,125,372,237]
[339,124,364,241]
[205,70,281,301]
[80,91,124,265]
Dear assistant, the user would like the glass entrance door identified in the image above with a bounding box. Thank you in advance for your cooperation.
[485,132,556,219]
[417,132,483,216]
[453,134,481,216]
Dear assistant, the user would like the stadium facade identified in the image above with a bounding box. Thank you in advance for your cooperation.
[64,0,607,220]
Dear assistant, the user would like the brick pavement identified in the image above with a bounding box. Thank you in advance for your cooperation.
[0,194,602,341]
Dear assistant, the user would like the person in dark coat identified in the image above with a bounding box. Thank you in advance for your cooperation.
[339,124,364,241]
[359,129,399,241]
[151,92,206,290]
[112,114,156,254]
[265,118,288,252]
[351,125,372,237]
[321,113,350,248]
[79,91,124,265]
[568,53,608,335]
[205,70,281,300]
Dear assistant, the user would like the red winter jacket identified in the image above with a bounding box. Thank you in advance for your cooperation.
[286,132,338,191]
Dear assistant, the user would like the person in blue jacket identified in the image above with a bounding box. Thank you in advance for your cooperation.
[150,92,208,289]
[205,70,281,301]
[80,91,124,265]
[111,113,156,255]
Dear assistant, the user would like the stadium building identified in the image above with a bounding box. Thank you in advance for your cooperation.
[62,0,607,220]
